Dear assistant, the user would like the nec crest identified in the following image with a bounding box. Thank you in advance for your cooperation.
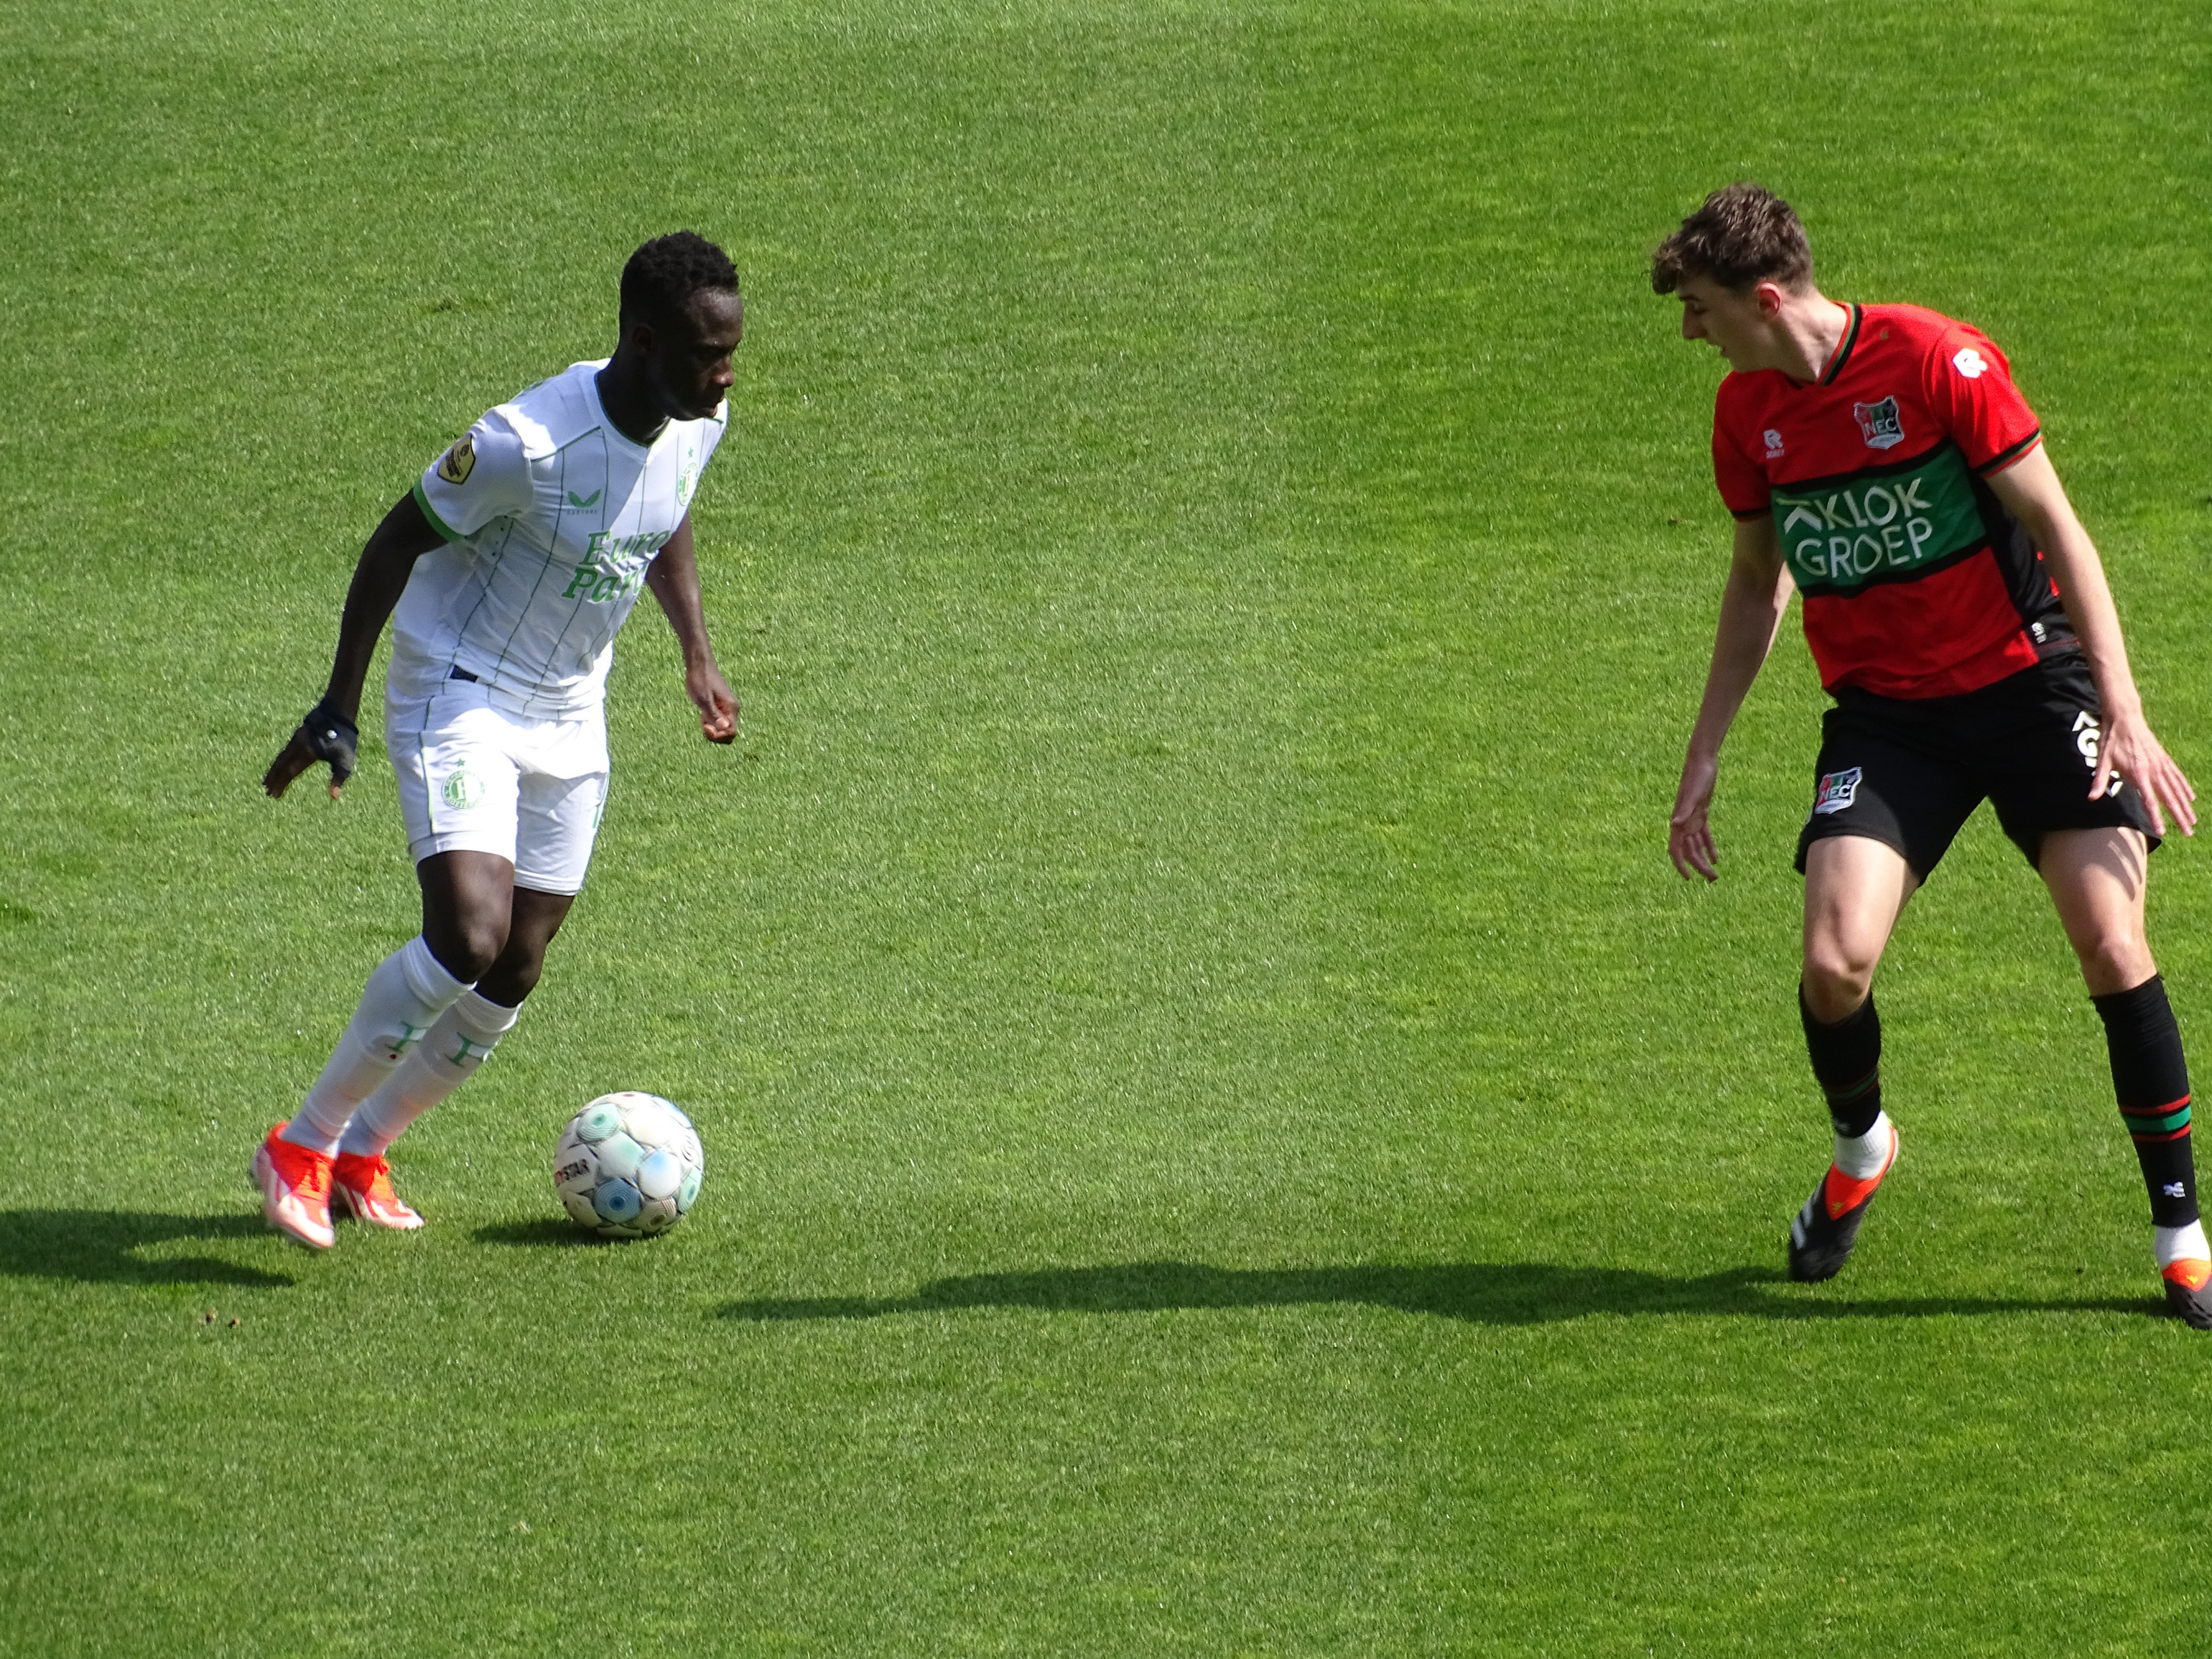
[1853,396,1905,451]
[1812,766,1862,817]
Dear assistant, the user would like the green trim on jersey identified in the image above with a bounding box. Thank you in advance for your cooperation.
[1817,304,1863,387]
[412,478,462,543]
[1975,429,2043,478]
[1771,444,1984,593]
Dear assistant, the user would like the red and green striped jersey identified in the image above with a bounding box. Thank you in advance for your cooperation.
[1712,302,2062,699]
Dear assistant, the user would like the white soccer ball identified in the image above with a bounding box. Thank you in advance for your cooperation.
[552,1091,705,1239]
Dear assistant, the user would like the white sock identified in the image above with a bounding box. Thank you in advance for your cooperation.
[1834,1110,1895,1179]
[2156,1219,2209,1269]
[285,938,472,1155]
[337,990,521,1158]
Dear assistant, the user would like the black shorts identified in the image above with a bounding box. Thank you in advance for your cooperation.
[1794,655,2158,878]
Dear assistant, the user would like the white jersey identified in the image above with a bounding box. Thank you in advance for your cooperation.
[397,360,728,716]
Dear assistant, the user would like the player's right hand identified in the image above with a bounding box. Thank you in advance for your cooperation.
[1669,749,1721,882]
[264,699,358,800]
[684,660,740,745]
[2092,702,2196,840]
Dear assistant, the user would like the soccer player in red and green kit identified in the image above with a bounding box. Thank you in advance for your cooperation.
[1654,183,2209,1326]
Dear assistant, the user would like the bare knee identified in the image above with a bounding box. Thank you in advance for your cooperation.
[415,851,518,987]
[1800,836,1911,1026]
[424,910,510,984]
[1802,945,1876,1024]
[2074,929,2156,999]
[473,891,572,1006]
[475,944,547,1006]
[2040,827,2154,998]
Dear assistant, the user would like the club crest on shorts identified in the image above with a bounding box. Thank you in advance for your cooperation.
[1853,397,1905,451]
[1813,766,1863,816]
[441,767,486,810]
[436,433,477,484]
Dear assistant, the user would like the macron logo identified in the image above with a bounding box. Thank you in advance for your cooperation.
[1952,347,1988,380]
[2164,1181,2188,1198]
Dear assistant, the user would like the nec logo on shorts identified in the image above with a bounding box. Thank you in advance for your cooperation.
[1853,397,1905,451]
[1813,767,1862,816]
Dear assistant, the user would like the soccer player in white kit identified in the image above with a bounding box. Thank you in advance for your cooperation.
[256,232,744,1248]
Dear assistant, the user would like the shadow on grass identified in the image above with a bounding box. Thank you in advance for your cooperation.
[474,1218,614,1248]
[0,1210,297,1289]
[715,1260,2153,1326]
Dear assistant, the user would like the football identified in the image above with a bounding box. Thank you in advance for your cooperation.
[552,1092,705,1238]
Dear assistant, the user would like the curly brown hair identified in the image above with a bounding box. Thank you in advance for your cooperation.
[1651,184,1813,295]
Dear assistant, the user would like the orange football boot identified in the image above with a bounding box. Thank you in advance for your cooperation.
[2162,1256,2212,1330]
[333,1151,425,1231]
[252,1123,335,1250]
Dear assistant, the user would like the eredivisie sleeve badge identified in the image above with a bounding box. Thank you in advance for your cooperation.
[436,433,477,484]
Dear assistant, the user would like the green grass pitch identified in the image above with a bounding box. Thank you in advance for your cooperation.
[4,0,2211,1650]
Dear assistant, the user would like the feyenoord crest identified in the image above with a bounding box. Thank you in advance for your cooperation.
[1853,396,1905,451]
[441,767,486,810]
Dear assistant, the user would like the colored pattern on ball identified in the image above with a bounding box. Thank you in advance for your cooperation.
[552,1093,704,1239]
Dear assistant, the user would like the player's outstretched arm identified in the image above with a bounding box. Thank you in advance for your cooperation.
[1671,515,1793,881]
[1989,446,2196,838]
[263,491,448,800]
[644,514,738,744]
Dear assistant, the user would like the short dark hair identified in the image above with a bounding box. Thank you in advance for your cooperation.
[619,232,740,329]
[1650,184,1813,295]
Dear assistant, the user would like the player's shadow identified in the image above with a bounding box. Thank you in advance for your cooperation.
[715,1260,2149,1325]
[0,1210,297,1289]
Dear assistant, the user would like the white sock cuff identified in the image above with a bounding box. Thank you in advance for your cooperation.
[1833,1111,1893,1179]
[2156,1219,2209,1268]
[450,988,522,1043]
[399,935,474,1006]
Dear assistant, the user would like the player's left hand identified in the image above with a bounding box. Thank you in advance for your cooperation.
[2094,704,2195,839]
[264,699,359,801]
[1668,748,1723,881]
[686,661,739,744]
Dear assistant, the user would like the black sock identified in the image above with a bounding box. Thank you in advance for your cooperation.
[1800,984,1883,1141]
[2092,975,2199,1229]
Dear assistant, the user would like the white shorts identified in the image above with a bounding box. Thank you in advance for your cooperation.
[386,677,610,895]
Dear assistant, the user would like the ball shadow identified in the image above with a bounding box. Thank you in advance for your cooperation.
[473,1217,616,1248]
